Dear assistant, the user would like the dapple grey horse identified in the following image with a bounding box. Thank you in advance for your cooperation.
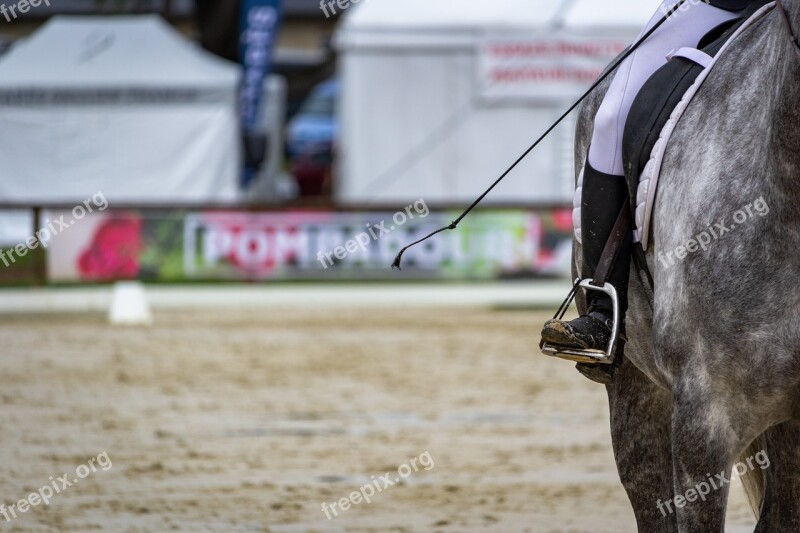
[572,2,800,531]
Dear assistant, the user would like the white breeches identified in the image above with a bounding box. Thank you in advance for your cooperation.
[588,0,741,175]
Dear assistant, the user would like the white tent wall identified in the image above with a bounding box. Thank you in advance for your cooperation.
[0,16,241,205]
[338,51,565,204]
[335,0,659,205]
[0,102,240,203]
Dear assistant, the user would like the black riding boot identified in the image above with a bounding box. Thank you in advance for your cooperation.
[541,160,632,354]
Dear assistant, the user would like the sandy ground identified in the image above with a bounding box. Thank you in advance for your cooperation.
[0,306,757,532]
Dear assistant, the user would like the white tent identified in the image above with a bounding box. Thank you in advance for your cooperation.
[0,15,241,204]
[335,0,658,205]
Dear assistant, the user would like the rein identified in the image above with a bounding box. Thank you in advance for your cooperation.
[776,0,800,53]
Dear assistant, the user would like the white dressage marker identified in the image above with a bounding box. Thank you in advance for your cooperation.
[108,281,153,326]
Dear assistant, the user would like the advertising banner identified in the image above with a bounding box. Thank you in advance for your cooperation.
[41,207,573,283]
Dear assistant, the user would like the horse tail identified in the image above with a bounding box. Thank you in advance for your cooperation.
[738,435,766,519]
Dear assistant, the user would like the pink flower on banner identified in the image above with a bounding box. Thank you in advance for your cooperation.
[78,215,142,280]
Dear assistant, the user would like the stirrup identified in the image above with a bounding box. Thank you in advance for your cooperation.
[539,278,620,365]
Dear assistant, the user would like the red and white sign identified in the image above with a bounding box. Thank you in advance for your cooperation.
[478,37,627,102]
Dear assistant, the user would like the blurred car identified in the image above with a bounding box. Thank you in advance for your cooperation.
[0,34,12,56]
[286,78,338,196]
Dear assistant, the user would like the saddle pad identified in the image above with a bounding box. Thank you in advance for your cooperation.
[634,2,775,249]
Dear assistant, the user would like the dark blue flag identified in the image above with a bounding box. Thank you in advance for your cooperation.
[239,0,283,187]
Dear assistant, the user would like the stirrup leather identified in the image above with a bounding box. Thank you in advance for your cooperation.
[539,278,620,365]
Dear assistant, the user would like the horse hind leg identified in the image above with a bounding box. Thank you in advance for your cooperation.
[668,385,766,532]
[607,359,678,532]
[752,421,800,531]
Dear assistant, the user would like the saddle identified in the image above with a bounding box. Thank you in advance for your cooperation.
[621,0,774,251]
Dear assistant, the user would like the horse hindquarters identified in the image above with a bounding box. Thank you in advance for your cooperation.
[753,421,800,531]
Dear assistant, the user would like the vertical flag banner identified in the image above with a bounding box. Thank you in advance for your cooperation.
[239,0,283,187]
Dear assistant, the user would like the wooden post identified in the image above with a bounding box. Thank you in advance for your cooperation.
[32,206,46,286]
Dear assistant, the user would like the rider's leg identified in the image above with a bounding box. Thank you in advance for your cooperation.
[543,1,741,352]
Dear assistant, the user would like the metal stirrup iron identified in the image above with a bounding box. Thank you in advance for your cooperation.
[540,204,631,364]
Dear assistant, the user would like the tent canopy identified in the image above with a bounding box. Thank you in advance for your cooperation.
[339,0,660,47]
[563,0,660,31]
[342,0,562,33]
[0,15,238,89]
